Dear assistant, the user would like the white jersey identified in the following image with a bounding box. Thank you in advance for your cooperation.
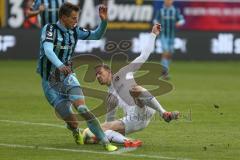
[107,33,157,117]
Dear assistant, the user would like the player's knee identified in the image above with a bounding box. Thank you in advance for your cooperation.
[68,86,85,103]
[129,85,145,98]
[55,100,73,119]
[130,85,152,98]
[72,99,85,108]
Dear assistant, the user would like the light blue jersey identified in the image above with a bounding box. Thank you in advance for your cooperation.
[154,5,185,53]
[37,20,107,81]
[154,6,185,39]
[38,20,107,108]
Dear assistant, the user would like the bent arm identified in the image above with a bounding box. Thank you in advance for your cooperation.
[122,32,157,73]
[43,42,63,68]
[77,20,107,40]
[26,9,40,18]
[120,33,157,74]
[87,20,107,40]
[132,33,157,64]
[26,0,41,18]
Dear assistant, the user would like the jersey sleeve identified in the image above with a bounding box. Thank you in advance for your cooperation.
[41,24,63,68]
[76,20,107,40]
[41,24,55,44]
[121,32,157,73]
[43,42,63,68]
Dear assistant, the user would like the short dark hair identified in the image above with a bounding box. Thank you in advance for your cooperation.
[59,2,79,18]
[95,64,111,72]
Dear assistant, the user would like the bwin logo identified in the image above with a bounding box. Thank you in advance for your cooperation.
[0,35,16,52]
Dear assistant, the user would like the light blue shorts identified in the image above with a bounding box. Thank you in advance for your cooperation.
[42,73,84,108]
[160,36,174,53]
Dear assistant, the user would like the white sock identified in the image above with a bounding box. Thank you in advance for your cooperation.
[104,130,128,144]
[142,96,166,117]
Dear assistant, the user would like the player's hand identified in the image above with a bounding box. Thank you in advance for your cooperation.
[39,4,45,13]
[58,65,72,76]
[152,23,161,36]
[99,5,108,20]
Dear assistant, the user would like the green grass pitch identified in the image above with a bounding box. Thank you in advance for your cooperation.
[0,60,240,160]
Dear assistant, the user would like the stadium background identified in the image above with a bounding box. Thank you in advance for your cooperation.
[1,0,240,60]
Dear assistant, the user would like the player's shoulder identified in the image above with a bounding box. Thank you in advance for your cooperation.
[41,24,57,39]
[113,72,122,82]
[43,24,56,30]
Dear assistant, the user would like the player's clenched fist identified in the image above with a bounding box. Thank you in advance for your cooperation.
[58,65,72,75]
[99,5,108,20]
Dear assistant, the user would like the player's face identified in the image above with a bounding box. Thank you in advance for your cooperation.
[62,11,79,29]
[164,0,173,7]
[95,67,112,85]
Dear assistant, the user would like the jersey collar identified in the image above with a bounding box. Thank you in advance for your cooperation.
[56,21,74,34]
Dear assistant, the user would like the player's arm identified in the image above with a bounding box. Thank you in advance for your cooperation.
[42,25,71,75]
[105,93,119,122]
[123,24,161,73]
[26,0,45,18]
[175,8,185,27]
[77,5,107,40]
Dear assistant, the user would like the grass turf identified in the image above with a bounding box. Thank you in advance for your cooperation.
[0,60,239,160]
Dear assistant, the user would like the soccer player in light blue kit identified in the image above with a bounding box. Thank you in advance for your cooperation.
[154,0,185,79]
[37,2,117,151]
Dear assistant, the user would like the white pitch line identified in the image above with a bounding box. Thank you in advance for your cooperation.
[0,143,187,160]
[0,120,191,160]
[112,147,138,154]
[0,119,65,128]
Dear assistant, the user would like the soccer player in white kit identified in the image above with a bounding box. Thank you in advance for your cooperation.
[83,24,179,147]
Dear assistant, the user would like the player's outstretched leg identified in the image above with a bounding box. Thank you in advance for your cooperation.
[83,128,142,148]
[77,105,118,151]
[55,100,84,145]
[105,130,142,148]
[129,85,180,122]
[69,87,117,151]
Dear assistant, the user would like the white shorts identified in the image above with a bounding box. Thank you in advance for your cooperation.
[120,106,155,134]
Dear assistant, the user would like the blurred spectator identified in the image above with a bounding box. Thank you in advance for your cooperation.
[26,0,60,27]
[24,0,41,28]
[26,0,80,27]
